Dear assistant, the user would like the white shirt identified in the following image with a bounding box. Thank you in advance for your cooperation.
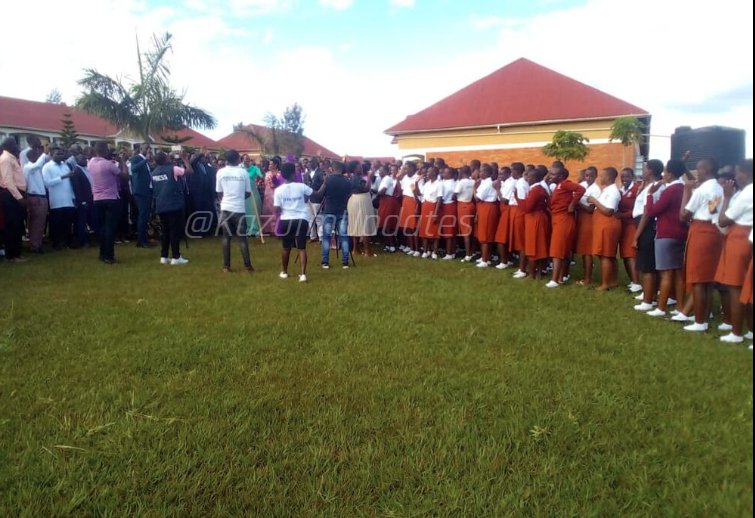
[725,183,753,226]
[420,179,441,203]
[597,184,621,211]
[476,178,497,202]
[634,180,666,218]
[23,153,50,195]
[42,160,75,209]
[274,182,313,220]
[454,178,475,203]
[580,182,601,208]
[510,177,530,206]
[500,177,516,203]
[400,175,416,199]
[440,179,457,204]
[378,175,396,196]
[216,165,252,214]
[685,178,724,222]
[539,180,551,195]
[19,147,32,168]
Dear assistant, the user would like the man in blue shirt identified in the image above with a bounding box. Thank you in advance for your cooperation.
[130,143,154,248]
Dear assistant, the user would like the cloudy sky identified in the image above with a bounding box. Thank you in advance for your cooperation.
[3,0,752,160]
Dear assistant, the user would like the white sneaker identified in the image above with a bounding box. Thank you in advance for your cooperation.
[388,247,396,253]
[671,313,694,322]
[405,249,414,255]
[476,261,489,268]
[160,257,170,265]
[442,255,454,260]
[684,322,708,332]
[634,293,645,301]
[431,253,438,260]
[461,256,473,263]
[279,272,288,279]
[562,274,571,283]
[299,274,307,283]
[717,323,733,332]
[720,333,744,343]
[495,262,511,270]
[668,298,677,306]
[512,270,527,279]
[421,252,430,258]
[749,345,753,351]
[412,251,421,257]
[343,265,349,269]
[628,283,642,293]
[399,245,407,252]
[170,257,189,265]
[634,302,655,311]
[745,331,753,340]
[646,309,666,318]
[545,280,559,288]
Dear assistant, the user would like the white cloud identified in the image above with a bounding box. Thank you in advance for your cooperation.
[389,0,415,7]
[228,0,293,16]
[319,0,354,10]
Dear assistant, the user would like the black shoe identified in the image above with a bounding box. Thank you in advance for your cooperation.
[136,243,156,249]
[102,258,119,264]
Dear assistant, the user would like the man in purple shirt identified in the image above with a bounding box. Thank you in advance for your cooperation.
[88,142,128,263]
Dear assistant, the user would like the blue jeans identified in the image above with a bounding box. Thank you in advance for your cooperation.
[134,194,152,245]
[321,213,349,265]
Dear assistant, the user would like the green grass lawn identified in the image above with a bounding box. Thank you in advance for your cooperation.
[0,238,752,516]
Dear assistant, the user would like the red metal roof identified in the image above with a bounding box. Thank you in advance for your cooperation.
[217,124,339,158]
[0,95,118,136]
[385,58,649,134]
[155,127,220,149]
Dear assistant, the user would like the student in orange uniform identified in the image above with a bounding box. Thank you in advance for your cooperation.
[522,165,551,279]
[740,230,753,351]
[546,164,585,288]
[377,164,401,252]
[509,162,529,278]
[455,166,476,262]
[415,166,442,259]
[397,161,420,256]
[494,166,514,269]
[576,166,600,285]
[715,159,753,343]
[617,167,642,292]
[474,163,500,267]
[588,167,622,291]
[438,167,458,260]
[678,158,724,332]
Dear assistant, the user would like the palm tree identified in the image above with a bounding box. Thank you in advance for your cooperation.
[76,32,216,143]
[609,117,644,168]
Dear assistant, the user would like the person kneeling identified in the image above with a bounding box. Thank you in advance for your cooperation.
[275,162,313,282]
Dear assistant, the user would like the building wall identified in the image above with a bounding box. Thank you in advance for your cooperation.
[426,142,635,174]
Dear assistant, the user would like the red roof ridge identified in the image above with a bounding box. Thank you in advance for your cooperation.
[217,123,340,158]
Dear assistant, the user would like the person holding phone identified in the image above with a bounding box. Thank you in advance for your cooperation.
[152,150,193,265]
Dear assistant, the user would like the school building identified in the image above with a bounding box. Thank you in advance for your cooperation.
[385,58,651,172]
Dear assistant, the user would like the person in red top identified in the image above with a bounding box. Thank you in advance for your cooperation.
[616,167,642,292]
[546,164,585,288]
[522,165,550,280]
[644,159,689,318]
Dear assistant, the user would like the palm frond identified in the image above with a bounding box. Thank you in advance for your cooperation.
[145,32,173,84]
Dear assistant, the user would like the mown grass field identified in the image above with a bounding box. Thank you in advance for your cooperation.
[0,237,752,516]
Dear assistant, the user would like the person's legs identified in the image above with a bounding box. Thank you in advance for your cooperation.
[642,272,657,304]
[337,214,350,265]
[1,190,25,259]
[551,258,563,283]
[296,220,309,276]
[99,199,120,261]
[657,270,673,312]
[49,208,63,249]
[729,287,744,337]
[597,256,614,291]
[27,196,47,251]
[235,213,252,269]
[158,212,171,259]
[134,194,151,246]
[624,257,639,285]
[581,255,593,284]
[63,207,76,247]
[673,269,686,311]
[321,214,334,265]
[692,283,709,324]
[170,211,183,259]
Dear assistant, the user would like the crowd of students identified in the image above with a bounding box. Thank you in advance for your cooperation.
[1,136,752,347]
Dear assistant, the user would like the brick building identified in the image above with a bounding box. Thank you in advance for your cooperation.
[385,58,650,172]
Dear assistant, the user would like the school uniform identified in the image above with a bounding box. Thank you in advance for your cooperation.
[634,180,667,274]
[474,178,499,244]
[377,175,400,233]
[454,178,476,237]
[618,182,641,259]
[740,229,753,304]
[715,184,753,287]
[439,179,458,238]
[508,177,530,252]
[495,177,516,245]
[646,179,688,271]
[418,179,441,239]
[398,175,419,231]
[684,178,725,284]
[592,184,622,258]
[576,182,600,256]
[523,181,550,260]
[549,179,585,260]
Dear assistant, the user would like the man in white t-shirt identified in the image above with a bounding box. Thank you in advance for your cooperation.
[274,162,314,282]
[216,149,253,273]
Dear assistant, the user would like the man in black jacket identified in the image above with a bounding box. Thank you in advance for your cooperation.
[69,150,94,247]
[130,143,154,247]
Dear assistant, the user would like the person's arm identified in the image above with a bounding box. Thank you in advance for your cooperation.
[644,183,670,219]
[569,183,586,213]
[717,180,741,227]
[315,174,329,198]
[179,153,194,175]
[433,195,442,220]
[131,154,148,170]
[680,181,697,222]
[590,194,617,216]
[42,163,69,187]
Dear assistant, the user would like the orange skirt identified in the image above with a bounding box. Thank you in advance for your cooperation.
[524,211,550,260]
[439,202,458,238]
[549,211,576,260]
[418,201,440,239]
[715,224,753,287]
[620,218,638,259]
[576,211,594,256]
[494,204,511,244]
[475,201,499,244]
[398,196,419,231]
[685,221,724,284]
[592,211,621,257]
[377,194,400,233]
[457,201,476,236]
[508,205,526,252]
[740,259,753,304]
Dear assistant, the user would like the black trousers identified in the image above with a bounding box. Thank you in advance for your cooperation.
[158,210,184,260]
[94,199,122,261]
[219,210,251,269]
[49,207,76,249]
[1,189,26,259]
